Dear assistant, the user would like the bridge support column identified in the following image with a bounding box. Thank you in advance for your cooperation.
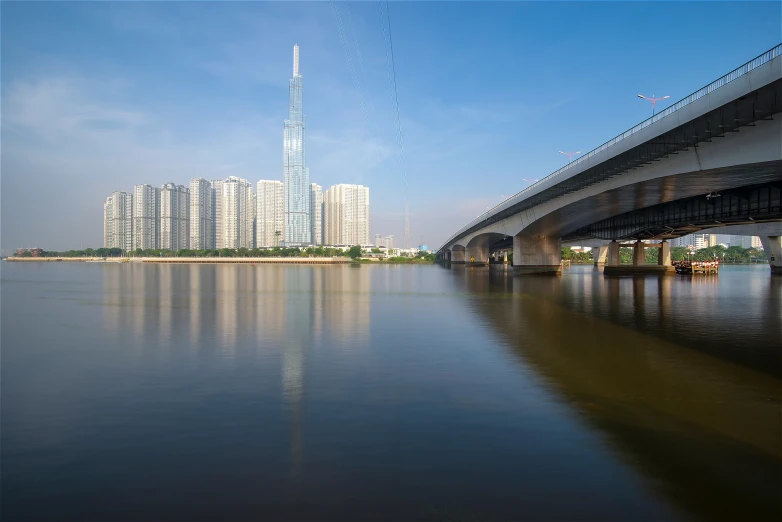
[594,244,609,267]
[658,241,671,266]
[633,241,646,266]
[607,241,620,266]
[512,234,561,275]
[451,246,465,264]
[759,236,782,275]
[466,245,489,266]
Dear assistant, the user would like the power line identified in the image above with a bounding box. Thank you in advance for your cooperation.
[380,0,411,248]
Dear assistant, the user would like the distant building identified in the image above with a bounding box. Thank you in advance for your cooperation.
[310,183,323,246]
[103,191,133,251]
[133,184,159,250]
[190,178,213,250]
[375,234,383,248]
[159,182,189,250]
[256,180,285,248]
[751,236,763,249]
[323,184,370,246]
[385,235,394,250]
[211,179,225,249]
[220,176,254,249]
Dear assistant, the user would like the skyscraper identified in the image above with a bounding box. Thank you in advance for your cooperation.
[310,183,323,246]
[211,179,225,249]
[323,184,370,246]
[283,44,311,246]
[133,184,159,250]
[159,182,189,250]
[103,191,133,251]
[190,178,213,250]
[220,176,253,249]
[256,180,285,247]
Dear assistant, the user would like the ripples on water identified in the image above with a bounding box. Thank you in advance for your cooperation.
[2,262,780,521]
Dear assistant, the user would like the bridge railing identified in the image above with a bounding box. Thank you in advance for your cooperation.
[440,44,781,250]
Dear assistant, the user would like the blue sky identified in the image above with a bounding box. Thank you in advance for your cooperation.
[2,1,780,252]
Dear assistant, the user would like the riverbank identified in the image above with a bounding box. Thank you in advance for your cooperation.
[5,256,352,264]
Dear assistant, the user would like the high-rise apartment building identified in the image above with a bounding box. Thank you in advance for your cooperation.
[310,183,323,246]
[133,184,159,250]
[283,44,311,246]
[323,184,370,246]
[385,235,394,249]
[375,234,383,248]
[103,191,133,251]
[220,176,254,249]
[211,179,225,249]
[159,183,189,250]
[190,178,213,250]
[256,180,285,248]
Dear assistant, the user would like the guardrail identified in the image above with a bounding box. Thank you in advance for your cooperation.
[440,44,782,250]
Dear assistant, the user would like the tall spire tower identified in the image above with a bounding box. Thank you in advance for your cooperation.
[283,44,311,246]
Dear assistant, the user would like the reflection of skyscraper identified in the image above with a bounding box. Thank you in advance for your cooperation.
[284,44,311,246]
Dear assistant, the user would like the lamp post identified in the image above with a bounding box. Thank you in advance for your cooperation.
[558,151,581,163]
[637,94,670,116]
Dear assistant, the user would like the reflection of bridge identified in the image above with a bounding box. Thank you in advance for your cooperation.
[437,46,782,275]
[446,266,782,520]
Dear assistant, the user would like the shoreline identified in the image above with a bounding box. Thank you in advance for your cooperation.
[5,256,352,264]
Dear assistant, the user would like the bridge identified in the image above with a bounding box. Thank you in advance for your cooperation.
[437,45,782,275]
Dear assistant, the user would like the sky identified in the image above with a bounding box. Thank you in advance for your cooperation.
[2,1,780,253]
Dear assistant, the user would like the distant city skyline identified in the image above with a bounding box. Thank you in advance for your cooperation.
[2,1,780,254]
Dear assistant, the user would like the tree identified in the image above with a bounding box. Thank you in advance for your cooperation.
[348,245,362,259]
[371,248,381,254]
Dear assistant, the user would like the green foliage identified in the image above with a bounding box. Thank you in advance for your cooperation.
[347,245,362,259]
[561,247,593,263]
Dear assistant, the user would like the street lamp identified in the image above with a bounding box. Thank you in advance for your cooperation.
[637,94,670,116]
[558,151,581,163]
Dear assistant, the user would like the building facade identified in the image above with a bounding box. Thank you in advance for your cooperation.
[323,184,370,246]
[159,183,189,250]
[103,191,133,251]
[220,176,254,249]
[283,44,311,246]
[211,179,225,249]
[132,184,159,250]
[256,180,285,247]
[190,178,213,250]
[310,183,323,246]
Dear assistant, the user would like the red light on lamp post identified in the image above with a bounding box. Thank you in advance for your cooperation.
[637,94,670,116]
[558,151,581,164]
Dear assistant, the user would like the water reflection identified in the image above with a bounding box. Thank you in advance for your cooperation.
[448,265,782,521]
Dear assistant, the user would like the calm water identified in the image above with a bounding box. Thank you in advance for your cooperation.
[2,262,781,521]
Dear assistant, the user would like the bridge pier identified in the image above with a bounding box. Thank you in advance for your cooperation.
[593,244,609,267]
[633,241,646,266]
[466,245,489,266]
[512,234,562,275]
[658,241,671,267]
[759,236,782,275]
[451,245,466,264]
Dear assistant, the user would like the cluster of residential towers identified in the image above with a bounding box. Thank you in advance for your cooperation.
[103,45,371,251]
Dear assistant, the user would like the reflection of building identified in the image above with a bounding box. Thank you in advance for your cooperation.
[310,183,323,246]
[159,182,190,250]
[256,180,285,247]
[323,184,370,246]
[190,178,213,250]
[133,184,159,249]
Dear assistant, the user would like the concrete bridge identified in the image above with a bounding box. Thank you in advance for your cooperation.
[437,45,782,275]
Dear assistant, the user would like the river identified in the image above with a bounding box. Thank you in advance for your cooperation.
[2,262,780,521]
